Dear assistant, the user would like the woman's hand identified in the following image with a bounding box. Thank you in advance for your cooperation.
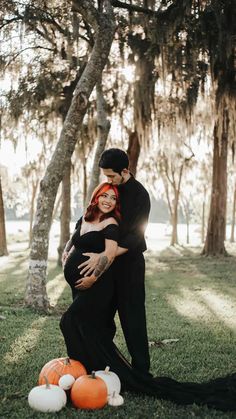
[74,275,97,290]
[62,245,75,268]
[61,251,69,268]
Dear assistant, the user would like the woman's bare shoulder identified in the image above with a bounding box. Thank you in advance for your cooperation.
[103,217,118,227]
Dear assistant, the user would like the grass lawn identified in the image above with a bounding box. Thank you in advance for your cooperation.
[0,238,236,418]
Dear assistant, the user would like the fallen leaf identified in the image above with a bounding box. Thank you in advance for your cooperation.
[161,338,179,345]
[149,338,179,347]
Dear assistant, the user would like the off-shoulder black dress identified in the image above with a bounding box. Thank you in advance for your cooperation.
[60,220,236,412]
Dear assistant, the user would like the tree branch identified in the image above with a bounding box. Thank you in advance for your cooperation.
[111,0,156,15]
[72,0,100,31]
[4,46,55,69]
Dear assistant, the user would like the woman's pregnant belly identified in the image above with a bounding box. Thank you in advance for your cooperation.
[63,248,89,287]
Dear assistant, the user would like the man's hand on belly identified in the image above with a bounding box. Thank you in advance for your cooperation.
[78,252,102,276]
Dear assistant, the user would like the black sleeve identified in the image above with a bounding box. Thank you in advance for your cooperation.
[75,216,83,230]
[102,224,119,242]
[65,217,82,251]
[119,190,150,251]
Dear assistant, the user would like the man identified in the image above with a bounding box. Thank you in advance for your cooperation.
[79,148,151,375]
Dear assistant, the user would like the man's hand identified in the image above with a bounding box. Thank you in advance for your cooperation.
[74,275,96,290]
[78,252,102,275]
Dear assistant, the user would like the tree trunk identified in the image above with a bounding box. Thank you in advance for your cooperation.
[170,165,184,246]
[202,109,229,256]
[127,130,140,176]
[25,1,116,310]
[29,180,39,247]
[186,217,190,244]
[185,206,190,244]
[56,63,87,265]
[81,157,87,210]
[230,182,236,242]
[170,196,178,246]
[0,176,8,256]
[85,76,110,207]
[52,192,62,221]
[57,163,71,266]
[201,186,207,243]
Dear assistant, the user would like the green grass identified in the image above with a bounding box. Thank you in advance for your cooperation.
[0,241,236,418]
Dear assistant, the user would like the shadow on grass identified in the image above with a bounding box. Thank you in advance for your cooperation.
[145,245,236,381]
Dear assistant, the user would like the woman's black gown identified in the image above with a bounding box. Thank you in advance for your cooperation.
[60,220,236,412]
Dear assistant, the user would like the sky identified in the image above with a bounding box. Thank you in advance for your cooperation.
[0,138,42,175]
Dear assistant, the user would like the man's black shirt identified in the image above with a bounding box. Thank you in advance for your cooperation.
[118,176,150,255]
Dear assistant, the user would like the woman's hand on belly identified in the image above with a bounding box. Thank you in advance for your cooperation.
[74,274,97,290]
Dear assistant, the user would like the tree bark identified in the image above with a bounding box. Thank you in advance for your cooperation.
[230,182,236,242]
[182,200,190,244]
[85,75,110,207]
[56,65,86,264]
[29,179,39,247]
[57,163,71,266]
[83,157,88,210]
[127,130,140,176]
[0,176,8,256]
[201,186,207,243]
[52,191,62,222]
[170,165,184,246]
[202,108,229,256]
[25,1,116,310]
[170,189,179,246]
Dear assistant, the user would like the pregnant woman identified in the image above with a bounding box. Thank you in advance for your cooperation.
[60,182,236,412]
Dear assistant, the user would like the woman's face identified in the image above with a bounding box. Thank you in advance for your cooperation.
[97,189,117,214]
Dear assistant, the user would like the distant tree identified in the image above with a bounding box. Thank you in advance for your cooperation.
[21,158,45,246]
[230,182,236,243]
[0,175,8,256]
[157,142,194,245]
[199,1,236,255]
[85,75,110,207]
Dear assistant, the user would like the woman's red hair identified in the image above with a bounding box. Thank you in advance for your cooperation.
[84,182,121,222]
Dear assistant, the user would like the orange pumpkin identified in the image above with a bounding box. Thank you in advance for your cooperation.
[70,371,107,409]
[38,358,86,386]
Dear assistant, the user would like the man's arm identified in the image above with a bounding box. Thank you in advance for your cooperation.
[75,239,118,290]
[78,244,128,276]
[116,246,128,256]
[119,189,150,252]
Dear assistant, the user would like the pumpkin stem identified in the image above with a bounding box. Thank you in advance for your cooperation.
[64,357,70,365]
[105,366,110,373]
[44,376,51,389]
[91,371,96,379]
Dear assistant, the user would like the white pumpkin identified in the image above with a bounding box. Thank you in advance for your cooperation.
[58,374,75,390]
[108,391,124,406]
[28,380,67,412]
[95,366,121,395]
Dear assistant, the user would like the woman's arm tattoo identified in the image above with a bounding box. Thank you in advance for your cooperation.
[93,255,112,279]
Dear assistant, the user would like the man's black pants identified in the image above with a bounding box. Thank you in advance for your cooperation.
[112,253,150,374]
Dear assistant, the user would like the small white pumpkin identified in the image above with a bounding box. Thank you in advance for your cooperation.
[108,391,124,406]
[95,366,121,395]
[58,374,75,390]
[28,379,67,412]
